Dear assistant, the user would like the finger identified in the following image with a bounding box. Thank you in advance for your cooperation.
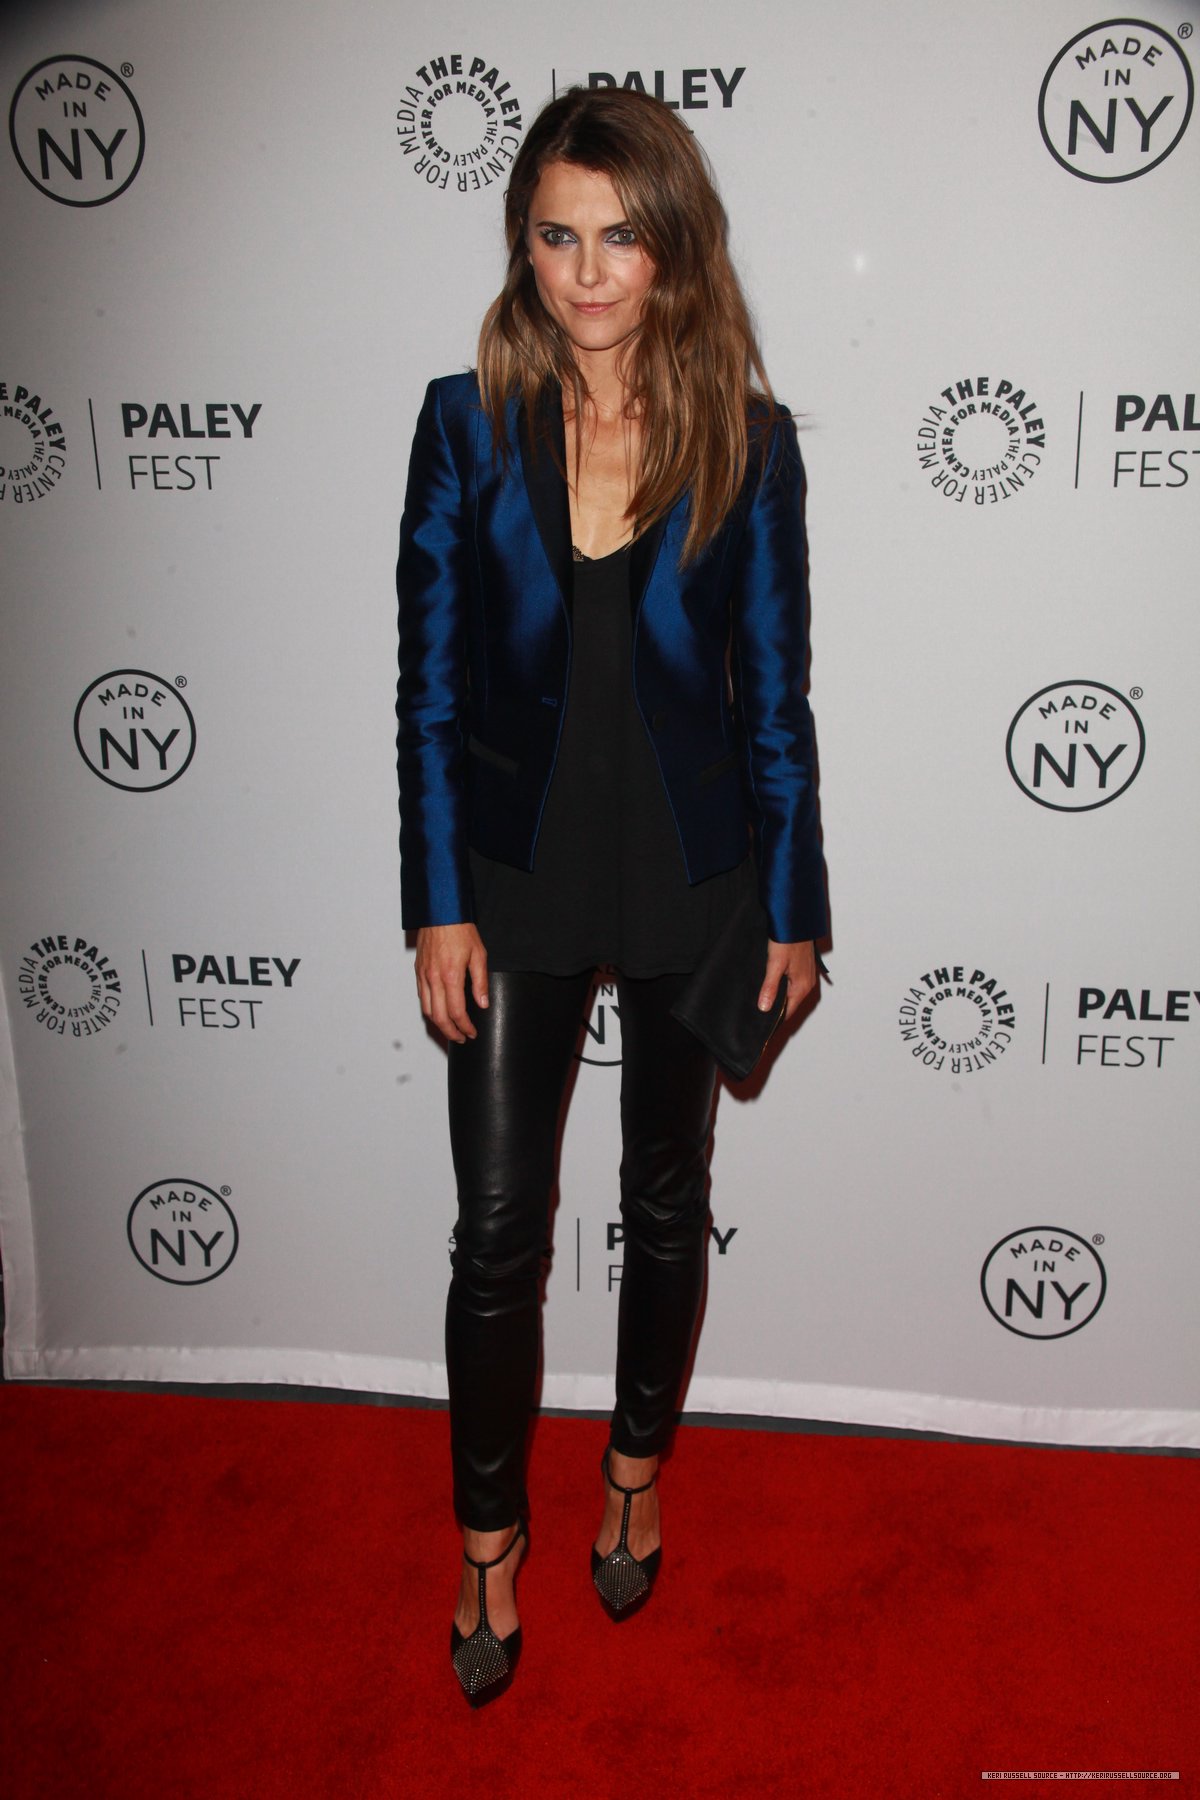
[440,962,477,1042]
[468,942,489,1010]
[429,969,469,1044]
[758,956,787,1012]
[784,951,817,1018]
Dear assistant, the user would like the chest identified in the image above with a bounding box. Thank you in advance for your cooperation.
[565,414,642,555]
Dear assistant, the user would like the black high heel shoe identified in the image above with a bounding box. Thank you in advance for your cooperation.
[591,1448,662,1621]
[450,1520,526,1707]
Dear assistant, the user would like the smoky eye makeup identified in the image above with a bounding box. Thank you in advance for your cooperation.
[533,223,639,248]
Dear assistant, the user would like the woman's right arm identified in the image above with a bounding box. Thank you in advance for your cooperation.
[397,379,488,1043]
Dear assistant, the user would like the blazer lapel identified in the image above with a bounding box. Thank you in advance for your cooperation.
[628,511,668,621]
[517,388,573,615]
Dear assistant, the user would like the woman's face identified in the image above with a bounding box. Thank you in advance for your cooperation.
[525,160,655,364]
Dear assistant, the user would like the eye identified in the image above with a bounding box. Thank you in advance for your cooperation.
[607,227,638,248]
[538,226,576,248]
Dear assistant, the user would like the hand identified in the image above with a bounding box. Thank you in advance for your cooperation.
[414,923,488,1044]
[759,939,817,1023]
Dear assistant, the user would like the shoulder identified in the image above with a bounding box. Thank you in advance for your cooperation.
[744,394,802,488]
[747,392,796,441]
[422,369,482,424]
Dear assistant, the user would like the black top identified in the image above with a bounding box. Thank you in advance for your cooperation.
[469,542,755,977]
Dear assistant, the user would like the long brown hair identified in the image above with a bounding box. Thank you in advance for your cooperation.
[476,86,775,562]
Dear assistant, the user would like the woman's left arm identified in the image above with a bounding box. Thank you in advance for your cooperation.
[730,406,828,1019]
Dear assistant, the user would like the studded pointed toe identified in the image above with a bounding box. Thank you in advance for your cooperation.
[450,1520,526,1707]
[591,1448,662,1621]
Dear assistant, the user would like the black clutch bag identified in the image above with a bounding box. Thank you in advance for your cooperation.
[669,888,787,1081]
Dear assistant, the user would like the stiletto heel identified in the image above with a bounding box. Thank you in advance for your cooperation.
[449,1520,526,1707]
[591,1448,662,1621]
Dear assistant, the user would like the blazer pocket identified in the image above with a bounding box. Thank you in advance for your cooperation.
[467,732,520,777]
[696,748,738,786]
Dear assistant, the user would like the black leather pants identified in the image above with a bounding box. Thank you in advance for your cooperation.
[445,967,717,1531]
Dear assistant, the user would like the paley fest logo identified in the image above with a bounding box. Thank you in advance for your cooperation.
[603,1219,738,1294]
[127,1180,239,1284]
[1006,681,1145,811]
[1110,389,1199,491]
[18,932,121,1039]
[114,400,262,494]
[898,964,1016,1075]
[396,53,523,193]
[917,376,1045,504]
[0,380,67,505]
[1039,20,1193,183]
[1075,982,1199,1070]
[74,670,196,792]
[586,67,745,111]
[9,55,144,205]
[150,952,302,1030]
[981,1228,1106,1338]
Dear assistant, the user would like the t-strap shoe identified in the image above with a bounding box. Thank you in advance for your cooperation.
[450,1521,526,1707]
[591,1448,662,1621]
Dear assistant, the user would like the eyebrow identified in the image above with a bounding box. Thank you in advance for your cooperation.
[533,216,632,232]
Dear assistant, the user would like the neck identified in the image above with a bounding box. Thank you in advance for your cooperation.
[568,344,631,424]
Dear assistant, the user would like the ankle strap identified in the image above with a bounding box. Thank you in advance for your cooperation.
[462,1521,525,1572]
[601,1447,657,1496]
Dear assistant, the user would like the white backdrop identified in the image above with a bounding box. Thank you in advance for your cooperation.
[2,0,1196,1447]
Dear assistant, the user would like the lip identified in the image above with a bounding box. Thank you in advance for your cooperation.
[571,301,617,315]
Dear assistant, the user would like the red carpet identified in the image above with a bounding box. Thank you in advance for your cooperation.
[1,1387,1194,1798]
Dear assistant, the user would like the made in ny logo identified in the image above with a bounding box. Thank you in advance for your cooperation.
[74,670,196,791]
[1006,681,1145,811]
[0,380,67,504]
[127,1180,239,1284]
[9,54,144,205]
[980,1227,1106,1338]
[916,376,1045,505]
[396,53,524,194]
[577,975,622,1067]
[1038,19,1193,182]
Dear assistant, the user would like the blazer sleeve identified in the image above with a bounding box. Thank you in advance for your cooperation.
[729,409,828,944]
[396,378,474,929]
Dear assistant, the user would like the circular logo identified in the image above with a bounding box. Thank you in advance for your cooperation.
[981,1227,1107,1338]
[395,53,523,195]
[74,669,196,791]
[898,964,1017,1075]
[127,1180,239,1285]
[917,376,1045,504]
[0,380,67,505]
[1039,20,1193,183]
[1006,680,1145,811]
[577,975,622,1067]
[17,932,121,1039]
[9,56,145,206]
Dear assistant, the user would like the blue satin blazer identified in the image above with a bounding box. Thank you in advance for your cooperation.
[396,371,827,944]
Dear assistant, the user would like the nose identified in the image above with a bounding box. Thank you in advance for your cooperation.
[576,238,602,289]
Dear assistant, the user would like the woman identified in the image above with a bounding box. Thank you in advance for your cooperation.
[396,85,826,1706]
